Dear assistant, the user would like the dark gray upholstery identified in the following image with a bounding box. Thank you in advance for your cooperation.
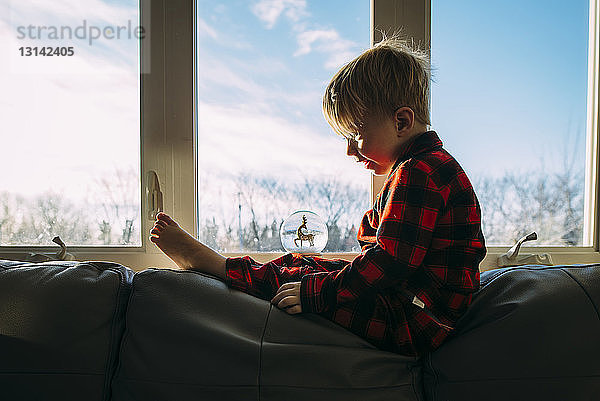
[111,268,422,401]
[0,260,133,401]
[423,264,600,401]
[112,268,270,401]
[1,259,599,401]
[261,303,422,401]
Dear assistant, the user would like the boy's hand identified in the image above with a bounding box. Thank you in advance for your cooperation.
[271,282,302,314]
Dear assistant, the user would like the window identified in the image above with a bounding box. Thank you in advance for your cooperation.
[1,0,598,270]
[197,0,371,254]
[0,0,143,247]
[431,0,590,247]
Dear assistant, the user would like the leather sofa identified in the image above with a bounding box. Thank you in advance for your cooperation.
[0,259,598,401]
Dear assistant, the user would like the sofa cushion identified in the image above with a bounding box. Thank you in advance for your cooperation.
[0,260,134,401]
[112,268,425,401]
[111,269,271,401]
[261,306,424,401]
[423,263,600,401]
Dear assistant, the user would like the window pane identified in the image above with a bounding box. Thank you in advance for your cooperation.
[0,0,142,246]
[197,0,371,253]
[431,0,590,246]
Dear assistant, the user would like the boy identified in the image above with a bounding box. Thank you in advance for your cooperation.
[150,37,486,357]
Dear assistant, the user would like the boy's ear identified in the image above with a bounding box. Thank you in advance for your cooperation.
[394,107,415,134]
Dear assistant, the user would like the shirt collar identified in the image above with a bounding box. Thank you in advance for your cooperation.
[388,131,443,178]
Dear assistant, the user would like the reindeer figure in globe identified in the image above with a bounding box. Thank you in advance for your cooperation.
[294,215,315,248]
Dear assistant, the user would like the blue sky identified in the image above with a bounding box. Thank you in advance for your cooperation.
[198,0,590,186]
[197,0,369,143]
[431,0,589,178]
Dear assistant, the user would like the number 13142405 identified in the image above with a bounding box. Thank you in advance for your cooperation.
[19,46,74,56]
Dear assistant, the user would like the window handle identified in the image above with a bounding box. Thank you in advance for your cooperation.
[147,170,163,220]
[27,236,75,262]
[497,231,553,267]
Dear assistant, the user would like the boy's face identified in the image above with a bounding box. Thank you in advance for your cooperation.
[345,114,403,176]
[344,107,424,176]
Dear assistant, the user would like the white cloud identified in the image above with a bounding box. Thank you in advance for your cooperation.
[199,56,271,102]
[199,54,319,114]
[198,18,218,40]
[250,0,360,69]
[197,102,369,184]
[198,15,252,50]
[294,29,358,69]
[251,0,308,29]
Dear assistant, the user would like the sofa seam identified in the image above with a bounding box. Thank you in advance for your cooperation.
[424,353,439,401]
[410,361,423,401]
[258,303,273,401]
[101,264,126,401]
[84,262,132,401]
[108,271,138,397]
[560,268,600,321]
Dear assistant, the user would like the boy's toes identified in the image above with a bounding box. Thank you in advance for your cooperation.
[156,212,178,226]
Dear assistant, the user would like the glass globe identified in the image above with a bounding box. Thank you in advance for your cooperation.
[280,210,328,254]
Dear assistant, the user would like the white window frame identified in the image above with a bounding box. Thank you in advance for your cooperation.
[1,0,598,271]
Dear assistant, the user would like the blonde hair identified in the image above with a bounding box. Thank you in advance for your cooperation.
[323,36,431,138]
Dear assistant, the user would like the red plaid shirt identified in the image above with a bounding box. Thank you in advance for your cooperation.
[225,131,486,356]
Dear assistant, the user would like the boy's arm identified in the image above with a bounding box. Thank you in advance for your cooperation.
[300,160,446,314]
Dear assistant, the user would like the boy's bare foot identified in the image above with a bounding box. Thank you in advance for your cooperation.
[150,212,205,270]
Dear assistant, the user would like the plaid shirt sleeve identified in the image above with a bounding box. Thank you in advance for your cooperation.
[225,253,348,301]
[300,158,446,314]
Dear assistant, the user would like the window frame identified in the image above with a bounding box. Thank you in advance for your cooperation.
[0,0,598,271]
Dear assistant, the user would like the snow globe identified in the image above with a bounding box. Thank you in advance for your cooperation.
[280,210,328,254]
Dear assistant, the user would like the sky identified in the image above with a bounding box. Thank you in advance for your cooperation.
[431,0,589,179]
[0,0,140,202]
[197,0,371,183]
[0,0,592,245]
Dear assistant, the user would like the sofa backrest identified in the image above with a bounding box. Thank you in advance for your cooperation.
[111,267,424,401]
[423,263,600,401]
[0,260,133,401]
[110,268,271,401]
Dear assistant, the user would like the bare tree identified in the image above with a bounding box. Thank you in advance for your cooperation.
[93,167,140,245]
[198,173,370,252]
